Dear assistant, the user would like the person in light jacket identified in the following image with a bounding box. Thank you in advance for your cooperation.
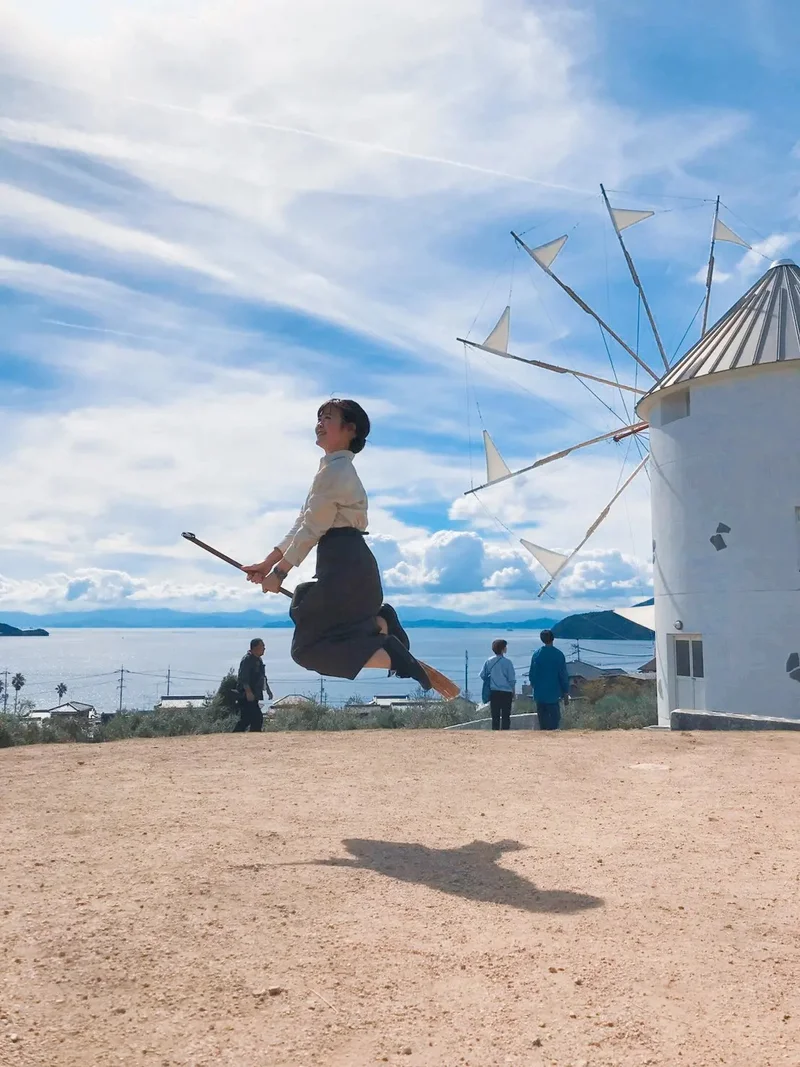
[528,629,570,730]
[480,639,516,731]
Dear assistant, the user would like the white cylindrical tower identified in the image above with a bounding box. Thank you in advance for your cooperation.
[638,260,800,726]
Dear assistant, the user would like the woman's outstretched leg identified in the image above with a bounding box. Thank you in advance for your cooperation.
[377,603,409,649]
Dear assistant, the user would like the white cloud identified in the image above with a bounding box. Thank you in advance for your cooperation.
[0,0,747,356]
[0,0,768,618]
[557,550,652,598]
[0,184,232,281]
[737,232,798,279]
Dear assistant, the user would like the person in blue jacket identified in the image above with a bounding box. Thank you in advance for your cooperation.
[528,629,570,730]
[480,638,516,731]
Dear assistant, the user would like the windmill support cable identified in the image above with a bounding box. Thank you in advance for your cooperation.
[456,339,647,395]
[511,231,660,382]
[464,422,644,495]
[701,196,721,338]
[536,453,650,598]
[599,184,670,372]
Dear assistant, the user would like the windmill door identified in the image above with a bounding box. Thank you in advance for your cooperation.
[671,635,706,710]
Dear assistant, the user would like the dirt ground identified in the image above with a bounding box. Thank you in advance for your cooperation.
[2,731,800,1067]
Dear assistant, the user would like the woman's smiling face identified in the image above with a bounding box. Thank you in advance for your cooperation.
[315,403,355,453]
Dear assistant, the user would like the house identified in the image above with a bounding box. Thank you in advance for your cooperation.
[28,701,97,721]
[270,694,310,709]
[155,695,206,711]
[566,661,653,695]
[566,659,607,683]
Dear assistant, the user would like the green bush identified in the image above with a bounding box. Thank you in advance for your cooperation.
[265,698,478,732]
[0,680,657,747]
[97,704,238,741]
[0,714,96,746]
[562,685,657,730]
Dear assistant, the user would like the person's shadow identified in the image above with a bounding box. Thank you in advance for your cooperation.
[302,838,603,914]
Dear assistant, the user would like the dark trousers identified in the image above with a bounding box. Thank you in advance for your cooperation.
[233,697,263,733]
[489,690,513,731]
[536,701,561,731]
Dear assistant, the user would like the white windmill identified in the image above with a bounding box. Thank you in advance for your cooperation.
[460,191,800,725]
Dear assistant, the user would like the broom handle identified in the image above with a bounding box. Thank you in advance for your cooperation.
[181,532,293,598]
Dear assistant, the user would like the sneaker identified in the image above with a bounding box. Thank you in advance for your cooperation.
[383,635,432,691]
[378,603,410,649]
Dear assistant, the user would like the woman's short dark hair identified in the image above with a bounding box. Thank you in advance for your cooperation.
[491,638,507,655]
[318,398,371,454]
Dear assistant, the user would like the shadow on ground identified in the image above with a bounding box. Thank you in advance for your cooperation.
[246,838,603,914]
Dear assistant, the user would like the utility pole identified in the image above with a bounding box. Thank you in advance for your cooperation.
[118,666,126,713]
[319,676,326,706]
[166,667,171,697]
[2,669,8,714]
[464,650,469,700]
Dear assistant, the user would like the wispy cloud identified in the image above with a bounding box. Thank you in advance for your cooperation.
[0,0,791,617]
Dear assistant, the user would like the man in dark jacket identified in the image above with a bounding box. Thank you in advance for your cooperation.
[234,638,272,733]
[528,630,570,731]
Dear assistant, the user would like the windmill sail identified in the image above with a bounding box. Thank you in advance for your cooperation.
[613,603,655,631]
[483,306,510,352]
[520,539,569,580]
[483,430,511,484]
[528,235,568,269]
[714,219,750,249]
[610,208,654,232]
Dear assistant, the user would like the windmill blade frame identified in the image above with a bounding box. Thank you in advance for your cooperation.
[466,423,647,495]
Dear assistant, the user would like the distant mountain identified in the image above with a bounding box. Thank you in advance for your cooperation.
[0,622,49,637]
[406,617,559,630]
[0,607,564,630]
[552,610,654,641]
[0,609,292,629]
[0,606,651,637]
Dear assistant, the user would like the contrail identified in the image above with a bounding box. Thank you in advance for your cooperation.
[9,71,593,192]
[122,95,591,194]
[42,319,162,343]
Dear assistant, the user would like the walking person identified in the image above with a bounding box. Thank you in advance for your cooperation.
[480,639,516,731]
[234,637,273,733]
[528,629,570,731]
[243,400,458,699]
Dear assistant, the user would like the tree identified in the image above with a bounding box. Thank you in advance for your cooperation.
[11,673,26,714]
[56,682,68,702]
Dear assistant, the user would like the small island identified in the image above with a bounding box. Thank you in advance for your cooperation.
[552,610,653,641]
[0,622,49,637]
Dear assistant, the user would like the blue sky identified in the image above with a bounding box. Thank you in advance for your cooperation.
[1,0,798,618]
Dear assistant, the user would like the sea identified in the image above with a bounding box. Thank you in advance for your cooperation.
[0,629,655,715]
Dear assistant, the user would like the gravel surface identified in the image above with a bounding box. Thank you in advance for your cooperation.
[2,730,799,1066]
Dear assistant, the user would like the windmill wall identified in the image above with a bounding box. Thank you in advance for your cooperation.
[642,361,800,726]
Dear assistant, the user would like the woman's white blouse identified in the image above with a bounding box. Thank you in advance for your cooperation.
[277,450,368,567]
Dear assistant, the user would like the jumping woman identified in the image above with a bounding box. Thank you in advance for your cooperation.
[243,399,458,699]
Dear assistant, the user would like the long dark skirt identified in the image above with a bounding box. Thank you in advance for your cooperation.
[289,528,385,680]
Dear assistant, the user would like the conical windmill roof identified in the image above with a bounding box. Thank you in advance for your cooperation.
[643,260,800,400]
